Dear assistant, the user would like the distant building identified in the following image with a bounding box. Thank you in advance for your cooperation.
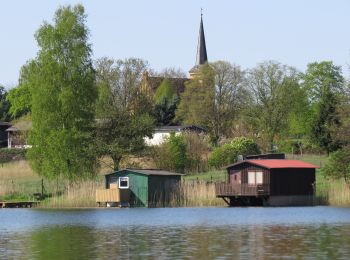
[6,121,32,148]
[140,13,208,97]
[144,125,207,146]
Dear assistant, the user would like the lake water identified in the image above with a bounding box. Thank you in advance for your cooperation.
[1,207,350,259]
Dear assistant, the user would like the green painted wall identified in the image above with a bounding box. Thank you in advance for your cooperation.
[106,170,148,207]
[105,170,181,207]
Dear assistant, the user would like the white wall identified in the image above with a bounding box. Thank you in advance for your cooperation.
[144,132,181,146]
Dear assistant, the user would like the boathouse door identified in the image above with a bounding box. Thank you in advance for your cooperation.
[230,171,241,185]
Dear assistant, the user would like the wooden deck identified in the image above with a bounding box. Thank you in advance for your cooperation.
[215,183,270,197]
[1,201,39,208]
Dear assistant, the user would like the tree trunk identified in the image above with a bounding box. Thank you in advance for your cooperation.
[111,154,122,171]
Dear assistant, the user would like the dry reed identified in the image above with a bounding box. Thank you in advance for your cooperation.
[39,179,105,208]
[169,181,226,207]
[316,179,350,206]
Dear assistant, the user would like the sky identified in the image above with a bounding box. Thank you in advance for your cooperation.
[1,0,350,88]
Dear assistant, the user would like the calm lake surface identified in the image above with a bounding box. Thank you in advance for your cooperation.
[1,207,350,259]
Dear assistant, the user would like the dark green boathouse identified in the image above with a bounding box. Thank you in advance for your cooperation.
[104,169,183,207]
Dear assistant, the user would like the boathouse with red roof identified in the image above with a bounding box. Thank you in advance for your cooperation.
[215,159,319,206]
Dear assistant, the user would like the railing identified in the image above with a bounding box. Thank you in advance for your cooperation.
[215,183,270,197]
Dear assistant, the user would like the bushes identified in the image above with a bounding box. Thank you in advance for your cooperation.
[0,148,26,163]
[153,132,210,173]
[321,146,350,188]
[154,135,259,173]
[153,133,187,173]
[208,137,260,169]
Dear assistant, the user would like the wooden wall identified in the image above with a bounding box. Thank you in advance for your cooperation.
[148,175,181,207]
[269,168,315,196]
[228,163,270,185]
[227,163,316,197]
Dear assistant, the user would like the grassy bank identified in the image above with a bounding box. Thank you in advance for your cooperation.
[0,160,105,207]
[1,155,350,207]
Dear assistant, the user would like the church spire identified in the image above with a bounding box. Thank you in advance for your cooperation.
[189,10,208,78]
[196,10,208,65]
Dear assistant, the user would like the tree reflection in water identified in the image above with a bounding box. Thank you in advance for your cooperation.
[1,224,349,259]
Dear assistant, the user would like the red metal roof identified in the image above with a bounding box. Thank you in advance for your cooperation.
[246,159,319,169]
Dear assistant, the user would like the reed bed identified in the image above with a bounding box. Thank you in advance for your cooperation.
[174,181,226,207]
[316,179,350,206]
[39,179,104,208]
[146,181,225,207]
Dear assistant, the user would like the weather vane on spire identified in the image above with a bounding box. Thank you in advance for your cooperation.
[201,8,203,17]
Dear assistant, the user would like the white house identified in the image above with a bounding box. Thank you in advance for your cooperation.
[144,125,207,146]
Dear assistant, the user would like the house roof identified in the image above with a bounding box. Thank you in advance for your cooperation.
[0,121,11,127]
[106,168,184,176]
[189,14,208,73]
[227,159,320,170]
[6,121,32,132]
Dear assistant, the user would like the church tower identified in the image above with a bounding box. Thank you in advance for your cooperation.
[189,11,208,78]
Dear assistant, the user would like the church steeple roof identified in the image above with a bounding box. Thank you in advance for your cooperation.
[189,11,208,77]
[196,13,208,65]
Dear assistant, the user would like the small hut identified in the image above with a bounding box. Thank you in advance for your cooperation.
[215,159,319,206]
[6,121,32,148]
[96,169,183,207]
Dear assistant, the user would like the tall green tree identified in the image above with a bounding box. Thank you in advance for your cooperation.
[154,79,178,126]
[0,85,11,121]
[95,57,154,170]
[27,5,98,181]
[6,62,34,118]
[246,61,302,151]
[176,63,216,143]
[303,61,344,154]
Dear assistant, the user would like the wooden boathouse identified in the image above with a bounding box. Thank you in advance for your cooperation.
[215,159,319,206]
[96,169,183,207]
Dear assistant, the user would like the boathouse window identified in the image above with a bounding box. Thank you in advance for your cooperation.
[248,171,263,185]
[119,177,129,189]
[256,172,263,184]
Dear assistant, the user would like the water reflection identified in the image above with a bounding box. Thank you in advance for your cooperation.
[1,208,350,259]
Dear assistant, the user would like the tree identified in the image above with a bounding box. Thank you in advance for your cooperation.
[176,64,216,142]
[303,61,344,154]
[211,61,248,138]
[321,146,350,188]
[152,67,186,78]
[331,95,350,147]
[0,85,11,121]
[27,5,98,181]
[176,61,246,145]
[95,57,154,170]
[6,62,34,118]
[153,133,187,173]
[208,137,260,169]
[246,61,301,151]
[154,78,178,126]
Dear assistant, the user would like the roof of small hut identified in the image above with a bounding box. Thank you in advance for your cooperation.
[226,159,319,170]
[105,169,184,176]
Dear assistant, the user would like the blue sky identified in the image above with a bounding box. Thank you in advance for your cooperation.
[1,0,350,88]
